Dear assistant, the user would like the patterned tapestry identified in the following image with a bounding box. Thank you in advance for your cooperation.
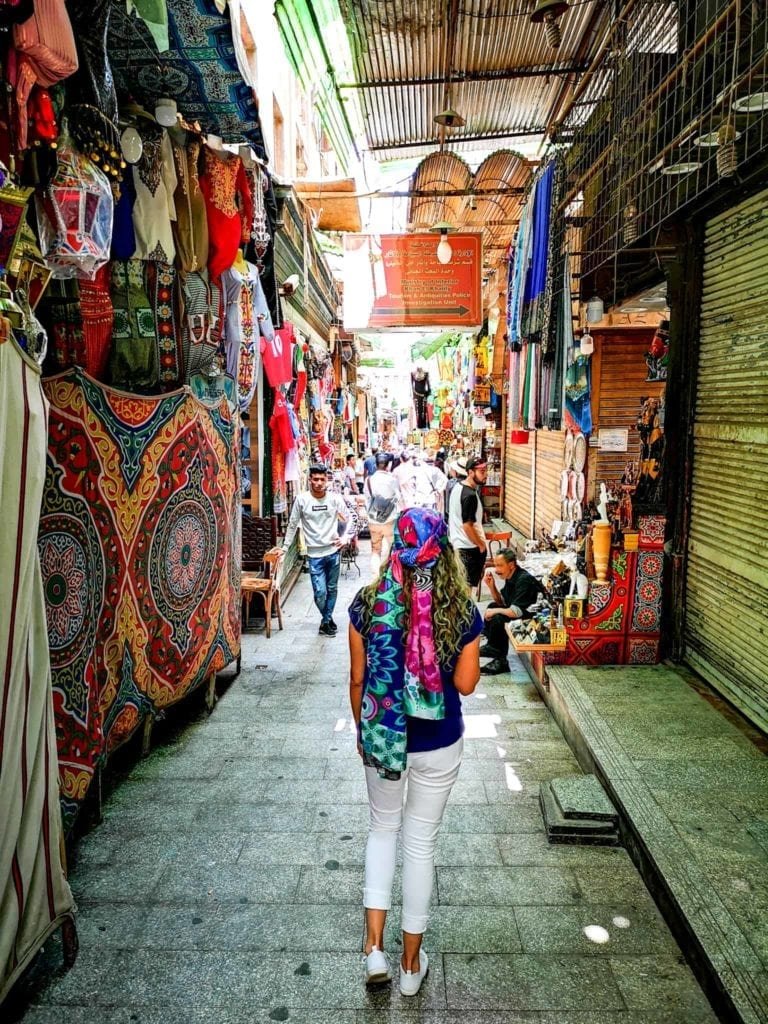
[39,370,241,829]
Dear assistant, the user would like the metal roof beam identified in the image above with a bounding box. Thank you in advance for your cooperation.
[338,62,589,89]
[370,129,547,151]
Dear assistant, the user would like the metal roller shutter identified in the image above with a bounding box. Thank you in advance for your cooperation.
[534,429,566,537]
[684,189,768,732]
[504,441,533,536]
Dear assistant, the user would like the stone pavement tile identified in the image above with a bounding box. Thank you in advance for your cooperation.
[294,865,408,905]
[68,861,166,903]
[498,833,638,869]
[434,832,503,866]
[154,862,301,904]
[107,903,363,953]
[311,803,372,832]
[514,903,679,956]
[573,862,652,903]
[514,721,567,740]
[99,777,206,811]
[354,1012,716,1024]
[33,950,278,1009]
[281,738,361,760]
[437,866,581,906]
[238,832,324,866]
[224,756,329,783]
[193,796,312,831]
[268,951,447,1010]
[441,802,544,834]
[443,954,624,1010]
[384,906,523,954]
[317,832,368,866]
[609,956,718,1020]
[265,778,368,804]
[443,779,490,804]
[98,796,209,834]
[19,1010,358,1024]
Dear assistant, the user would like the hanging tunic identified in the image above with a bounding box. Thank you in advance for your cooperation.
[132,127,177,264]
[180,269,217,382]
[0,331,74,1003]
[170,133,209,276]
[79,263,113,380]
[199,147,253,284]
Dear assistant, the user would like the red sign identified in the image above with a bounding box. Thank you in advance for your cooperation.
[343,233,482,329]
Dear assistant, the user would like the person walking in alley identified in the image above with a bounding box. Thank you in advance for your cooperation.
[364,451,401,575]
[480,549,544,674]
[448,455,488,586]
[348,509,482,995]
[282,464,348,635]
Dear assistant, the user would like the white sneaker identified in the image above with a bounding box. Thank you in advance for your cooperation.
[399,948,429,996]
[364,945,392,986]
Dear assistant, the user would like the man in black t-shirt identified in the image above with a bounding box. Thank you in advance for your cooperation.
[480,549,544,674]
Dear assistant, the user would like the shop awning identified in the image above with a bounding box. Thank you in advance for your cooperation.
[108,0,267,159]
[294,179,362,233]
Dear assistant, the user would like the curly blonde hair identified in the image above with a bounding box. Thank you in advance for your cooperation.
[358,545,475,665]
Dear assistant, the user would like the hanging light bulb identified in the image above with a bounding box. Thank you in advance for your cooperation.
[530,0,569,49]
[430,220,456,264]
[716,117,738,178]
[579,330,594,357]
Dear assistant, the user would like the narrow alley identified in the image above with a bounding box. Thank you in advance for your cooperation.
[8,555,717,1024]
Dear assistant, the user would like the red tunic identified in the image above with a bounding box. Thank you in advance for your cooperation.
[199,147,253,284]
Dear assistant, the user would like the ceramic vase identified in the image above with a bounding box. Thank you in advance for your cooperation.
[592,523,612,584]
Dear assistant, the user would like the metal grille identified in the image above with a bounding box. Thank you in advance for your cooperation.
[558,0,768,283]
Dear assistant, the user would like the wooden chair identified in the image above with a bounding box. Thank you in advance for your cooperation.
[477,529,513,599]
[241,546,284,637]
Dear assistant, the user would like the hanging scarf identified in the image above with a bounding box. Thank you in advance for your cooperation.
[361,508,448,777]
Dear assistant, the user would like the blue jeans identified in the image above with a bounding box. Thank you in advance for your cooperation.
[308,552,341,624]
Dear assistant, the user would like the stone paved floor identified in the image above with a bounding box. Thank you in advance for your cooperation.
[8,550,719,1024]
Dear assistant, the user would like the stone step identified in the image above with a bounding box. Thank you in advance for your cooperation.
[539,781,621,846]
[551,774,618,823]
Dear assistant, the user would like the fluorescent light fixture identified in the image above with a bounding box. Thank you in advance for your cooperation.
[733,92,768,113]
[660,161,702,175]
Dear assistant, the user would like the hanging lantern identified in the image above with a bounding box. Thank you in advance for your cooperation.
[716,118,738,178]
[623,203,639,244]
[530,0,569,48]
[585,295,604,324]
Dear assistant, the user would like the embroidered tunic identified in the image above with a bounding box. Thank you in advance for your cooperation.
[132,127,177,263]
[199,147,253,284]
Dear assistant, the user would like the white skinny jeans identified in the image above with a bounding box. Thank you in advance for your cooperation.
[363,737,463,934]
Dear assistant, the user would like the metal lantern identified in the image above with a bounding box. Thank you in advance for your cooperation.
[530,0,569,48]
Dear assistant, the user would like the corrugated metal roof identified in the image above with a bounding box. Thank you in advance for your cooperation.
[337,0,609,158]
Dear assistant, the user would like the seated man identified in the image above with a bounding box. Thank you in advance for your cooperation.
[480,549,543,675]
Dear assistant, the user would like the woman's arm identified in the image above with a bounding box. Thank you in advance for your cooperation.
[348,624,366,753]
[453,636,481,696]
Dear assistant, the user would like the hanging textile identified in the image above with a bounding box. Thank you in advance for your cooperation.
[108,0,268,160]
[521,162,554,343]
[39,369,240,829]
[564,351,593,435]
[144,261,182,385]
[127,0,169,53]
[0,333,74,1003]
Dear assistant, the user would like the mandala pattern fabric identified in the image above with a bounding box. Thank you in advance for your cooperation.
[39,370,240,829]
[0,337,73,1003]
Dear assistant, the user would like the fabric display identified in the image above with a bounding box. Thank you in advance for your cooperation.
[108,259,158,388]
[78,264,114,380]
[200,146,253,283]
[169,130,209,275]
[262,320,295,388]
[132,125,177,263]
[411,369,431,429]
[0,333,74,1004]
[40,369,240,829]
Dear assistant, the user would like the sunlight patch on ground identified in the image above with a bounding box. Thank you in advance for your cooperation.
[463,714,501,739]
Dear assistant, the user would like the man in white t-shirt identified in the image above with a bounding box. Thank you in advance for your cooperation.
[364,452,401,574]
[283,464,349,635]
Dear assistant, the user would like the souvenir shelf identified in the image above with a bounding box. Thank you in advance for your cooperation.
[508,624,568,653]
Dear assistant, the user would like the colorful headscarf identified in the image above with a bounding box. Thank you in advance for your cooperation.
[361,508,449,777]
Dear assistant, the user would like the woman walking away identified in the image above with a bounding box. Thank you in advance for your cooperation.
[348,508,482,995]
